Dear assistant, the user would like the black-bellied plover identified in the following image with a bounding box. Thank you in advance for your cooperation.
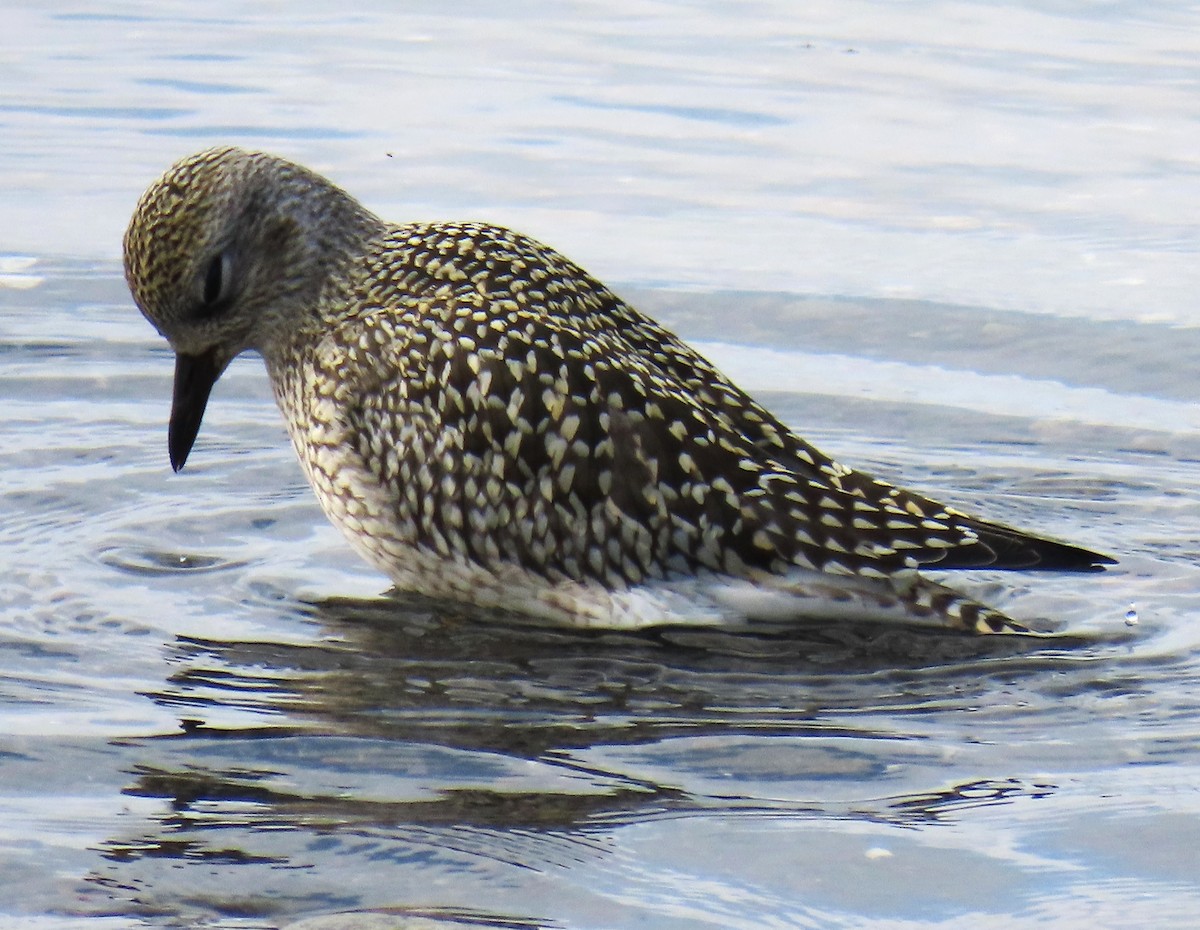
[124,147,1114,633]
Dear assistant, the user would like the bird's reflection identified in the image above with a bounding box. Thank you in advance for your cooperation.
[146,589,1059,752]
[87,592,1076,925]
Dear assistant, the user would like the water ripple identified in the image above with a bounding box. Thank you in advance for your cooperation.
[97,546,247,577]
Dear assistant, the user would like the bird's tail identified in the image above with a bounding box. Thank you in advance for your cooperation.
[892,573,1042,635]
[709,569,1044,635]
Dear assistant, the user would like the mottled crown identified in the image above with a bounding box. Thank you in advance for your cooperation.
[124,147,255,338]
[123,147,380,358]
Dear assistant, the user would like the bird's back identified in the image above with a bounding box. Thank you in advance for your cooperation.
[277,220,1108,606]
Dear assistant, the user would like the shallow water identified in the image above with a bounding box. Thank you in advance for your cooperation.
[3,3,1200,928]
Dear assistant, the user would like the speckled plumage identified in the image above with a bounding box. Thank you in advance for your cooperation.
[124,147,1114,634]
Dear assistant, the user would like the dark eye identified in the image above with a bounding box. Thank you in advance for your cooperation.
[198,250,232,316]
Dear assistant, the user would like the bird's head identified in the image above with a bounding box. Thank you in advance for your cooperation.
[123,146,378,470]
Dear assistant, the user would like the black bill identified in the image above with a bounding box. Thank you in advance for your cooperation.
[168,348,222,472]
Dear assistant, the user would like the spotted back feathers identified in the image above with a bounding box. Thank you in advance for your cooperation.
[278,219,1109,591]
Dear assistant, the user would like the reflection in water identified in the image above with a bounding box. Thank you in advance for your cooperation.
[80,593,1097,925]
[150,590,1069,753]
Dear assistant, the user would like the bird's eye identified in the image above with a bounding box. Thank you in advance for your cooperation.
[198,250,232,316]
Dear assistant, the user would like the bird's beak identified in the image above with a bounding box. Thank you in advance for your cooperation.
[168,347,222,472]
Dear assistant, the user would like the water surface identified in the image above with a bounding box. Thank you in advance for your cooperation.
[2,3,1200,928]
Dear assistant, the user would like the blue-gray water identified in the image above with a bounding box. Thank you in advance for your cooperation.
[3,3,1200,928]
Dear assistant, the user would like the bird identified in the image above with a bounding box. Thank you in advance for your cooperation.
[123,147,1114,635]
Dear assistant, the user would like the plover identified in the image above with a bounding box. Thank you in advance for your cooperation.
[124,147,1114,633]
